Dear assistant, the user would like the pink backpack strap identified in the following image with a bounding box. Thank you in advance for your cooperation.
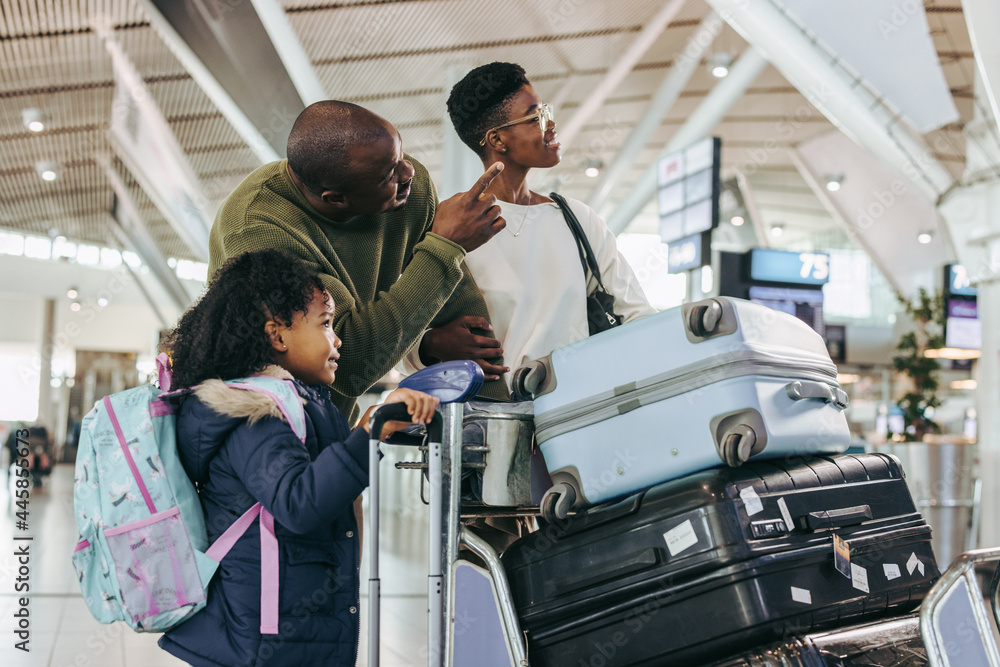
[205,503,281,635]
[103,396,157,515]
[259,510,279,634]
[156,352,172,392]
[205,503,262,561]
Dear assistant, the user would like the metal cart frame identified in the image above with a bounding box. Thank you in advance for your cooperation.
[368,402,530,667]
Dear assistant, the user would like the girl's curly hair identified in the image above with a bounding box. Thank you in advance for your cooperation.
[160,249,327,389]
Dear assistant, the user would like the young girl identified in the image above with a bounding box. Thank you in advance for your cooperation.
[157,248,437,666]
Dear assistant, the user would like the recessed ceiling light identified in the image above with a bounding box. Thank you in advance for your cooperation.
[35,160,60,181]
[708,53,732,78]
[824,173,844,192]
[584,158,602,178]
[730,215,744,226]
[66,287,78,299]
[770,223,784,237]
[22,108,46,132]
[69,301,81,312]
[917,231,933,244]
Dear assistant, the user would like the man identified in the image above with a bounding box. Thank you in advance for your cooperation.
[209,101,510,422]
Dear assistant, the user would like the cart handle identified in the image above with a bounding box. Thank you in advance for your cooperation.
[920,546,1000,667]
[370,402,443,444]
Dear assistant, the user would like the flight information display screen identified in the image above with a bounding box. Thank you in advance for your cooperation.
[657,137,721,244]
[748,285,825,336]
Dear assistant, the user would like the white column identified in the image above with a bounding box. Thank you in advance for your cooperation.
[705,0,955,203]
[36,299,55,429]
[937,64,1000,546]
[962,0,1000,139]
[248,0,327,105]
[103,164,194,312]
[975,274,1000,547]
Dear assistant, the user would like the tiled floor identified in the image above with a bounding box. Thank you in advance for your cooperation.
[0,459,433,666]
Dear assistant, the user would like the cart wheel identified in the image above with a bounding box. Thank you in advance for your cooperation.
[541,482,577,522]
[721,425,756,467]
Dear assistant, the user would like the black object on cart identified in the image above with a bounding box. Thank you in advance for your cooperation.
[502,453,940,666]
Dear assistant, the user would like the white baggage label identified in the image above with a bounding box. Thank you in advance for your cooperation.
[664,519,699,557]
[777,497,794,532]
[791,586,812,604]
[851,563,870,594]
[740,486,764,516]
[884,563,901,580]
[906,552,925,576]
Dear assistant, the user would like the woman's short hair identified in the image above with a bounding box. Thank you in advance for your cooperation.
[161,249,327,389]
[447,62,530,158]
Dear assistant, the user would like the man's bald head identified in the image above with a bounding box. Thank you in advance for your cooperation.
[287,100,393,195]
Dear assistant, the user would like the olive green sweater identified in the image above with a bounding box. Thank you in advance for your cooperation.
[208,157,507,421]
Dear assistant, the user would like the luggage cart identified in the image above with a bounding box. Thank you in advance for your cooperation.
[921,546,1000,666]
[708,546,1000,666]
[367,363,533,667]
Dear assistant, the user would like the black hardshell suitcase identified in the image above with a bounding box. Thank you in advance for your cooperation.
[501,454,939,666]
[706,614,927,666]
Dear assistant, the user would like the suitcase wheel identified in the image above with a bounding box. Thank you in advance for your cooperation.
[688,299,724,337]
[721,425,757,467]
[540,482,577,522]
[511,361,546,401]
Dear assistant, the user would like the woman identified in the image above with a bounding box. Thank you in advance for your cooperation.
[407,61,654,386]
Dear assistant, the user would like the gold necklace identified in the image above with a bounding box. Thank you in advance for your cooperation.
[507,196,532,238]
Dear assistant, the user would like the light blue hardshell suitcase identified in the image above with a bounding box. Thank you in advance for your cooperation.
[513,297,851,516]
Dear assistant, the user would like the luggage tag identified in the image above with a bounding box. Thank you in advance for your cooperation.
[833,533,852,579]
[739,486,764,516]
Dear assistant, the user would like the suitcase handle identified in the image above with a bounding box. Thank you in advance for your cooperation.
[804,505,873,530]
[785,380,849,410]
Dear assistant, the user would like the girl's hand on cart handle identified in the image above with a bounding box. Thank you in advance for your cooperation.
[359,388,440,438]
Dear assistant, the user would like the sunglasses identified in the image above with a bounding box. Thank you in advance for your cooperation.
[479,103,554,146]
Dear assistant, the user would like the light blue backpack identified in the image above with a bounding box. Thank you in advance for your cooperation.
[72,355,304,632]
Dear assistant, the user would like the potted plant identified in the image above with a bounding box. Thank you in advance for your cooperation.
[891,288,946,441]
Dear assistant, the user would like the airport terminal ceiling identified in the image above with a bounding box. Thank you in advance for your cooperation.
[0,0,989,293]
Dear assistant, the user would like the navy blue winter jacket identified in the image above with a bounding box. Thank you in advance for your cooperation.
[158,366,370,666]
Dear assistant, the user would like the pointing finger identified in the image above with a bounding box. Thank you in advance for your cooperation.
[468,162,503,199]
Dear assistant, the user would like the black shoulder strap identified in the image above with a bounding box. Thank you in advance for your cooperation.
[550,192,608,291]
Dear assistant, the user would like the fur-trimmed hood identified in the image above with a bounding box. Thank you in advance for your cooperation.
[177,365,307,484]
[193,364,303,423]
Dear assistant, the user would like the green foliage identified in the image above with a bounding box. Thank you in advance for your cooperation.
[891,288,946,440]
